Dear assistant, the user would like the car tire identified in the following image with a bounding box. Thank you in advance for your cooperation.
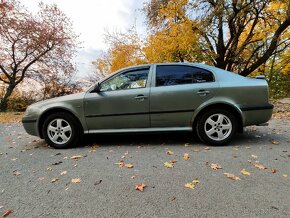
[196,109,237,146]
[42,112,81,149]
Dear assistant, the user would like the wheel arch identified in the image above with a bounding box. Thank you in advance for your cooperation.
[38,107,84,139]
[192,102,244,133]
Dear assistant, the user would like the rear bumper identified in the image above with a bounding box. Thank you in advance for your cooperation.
[240,103,273,126]
[22,118,39,136]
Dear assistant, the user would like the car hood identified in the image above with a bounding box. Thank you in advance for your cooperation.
[31,92,86,107]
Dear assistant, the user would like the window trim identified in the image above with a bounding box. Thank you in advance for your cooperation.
[91,66,151,93]
[155,64,215,87]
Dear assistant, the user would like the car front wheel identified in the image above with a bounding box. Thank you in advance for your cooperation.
[42,112,80,149]
[196,109,237,146]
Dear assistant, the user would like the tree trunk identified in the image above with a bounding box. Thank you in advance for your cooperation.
[0,84,15,112]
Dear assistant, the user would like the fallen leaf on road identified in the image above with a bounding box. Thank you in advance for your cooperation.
[241,169,251,176]
[91,144,99,149]
[204,147,210,150]
[272,169,277,174]
[164,162,174,168]
[251,155,258,159]
[71,178,81,183]
[70,155,82,160]
[254,163,267,170]
[2,209,12,217]
[170,160,177,163]
[166,150,174,155]
[47,167,52,171]
[185,179,200,189]
[283,174,288,178]
[192,150,200,152]
[272,140,280,145]
[135,183,146,192]
[288,154,290,158]
[89,150,97,153]
[11,158,17,161]
[60,171,67,176]
[131,176,136,179]
[13,171,21,176]
[115,161,124,168]
[94,180,102,185]
[183,153,190,160]
[38,177,45,181]
[51,178,59,183]
[210,163,222,170]
[224,173,241,180]
[125,163,134,168]
[184,143,192,147]
[246,146,251,149]
[52,161,62,166]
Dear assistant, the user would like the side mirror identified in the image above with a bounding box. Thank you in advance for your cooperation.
[92,83,100,93]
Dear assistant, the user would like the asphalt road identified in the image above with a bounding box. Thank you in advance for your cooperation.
[0,119,290,218]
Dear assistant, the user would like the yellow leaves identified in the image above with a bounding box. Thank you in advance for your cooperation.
[210,163,222,170]
[89,150,97,153]
[71,178,81,183]
[135,183,146,192]
[184,143,192,147]
[241,169,251,176]
[283,174,288,178]
[251,155,258,159]
[166,150,174,155]
[164,161,174,168]
[224,173,241,181]
[185,179,200,190]
[70,155,82,160]
[115,161,125,168]
[254,163,267,170]
[183,153,190,160]
[271,140,280,145]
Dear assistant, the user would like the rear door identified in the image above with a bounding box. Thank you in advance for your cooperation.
[150,64,219,128]
[84,66,152,130]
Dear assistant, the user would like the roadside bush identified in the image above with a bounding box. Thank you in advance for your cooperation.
[267,72,290,99]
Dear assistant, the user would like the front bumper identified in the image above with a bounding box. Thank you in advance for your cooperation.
[22,118,39,136]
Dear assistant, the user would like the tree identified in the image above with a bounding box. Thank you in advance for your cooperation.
[144,0,290,76]
[93,28,146,75]
[0,0,78,111]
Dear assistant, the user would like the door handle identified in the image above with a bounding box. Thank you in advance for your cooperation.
[197,90,210,95]
[135,95,147,101]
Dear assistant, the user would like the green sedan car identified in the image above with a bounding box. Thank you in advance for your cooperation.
[22,63,273,148]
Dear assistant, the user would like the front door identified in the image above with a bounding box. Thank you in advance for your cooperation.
[84,67,151,131]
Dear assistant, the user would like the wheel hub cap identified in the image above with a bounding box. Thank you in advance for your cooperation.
[204,113,232,141]
[47,119,72,145]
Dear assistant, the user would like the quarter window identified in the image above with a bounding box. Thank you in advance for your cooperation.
[100,68,149,92]
[156,65,214,87]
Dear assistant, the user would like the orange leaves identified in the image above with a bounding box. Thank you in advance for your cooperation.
[125,163,134,169]
[2,209,12,217]
[135,183,146,192]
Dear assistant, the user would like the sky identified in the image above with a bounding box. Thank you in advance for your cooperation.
[20,0,147,78]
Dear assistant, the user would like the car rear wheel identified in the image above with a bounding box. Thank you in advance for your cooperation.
[196,109,237,145]
[42,112,80,149]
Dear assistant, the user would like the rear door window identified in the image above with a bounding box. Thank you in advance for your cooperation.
[156,65,214,87]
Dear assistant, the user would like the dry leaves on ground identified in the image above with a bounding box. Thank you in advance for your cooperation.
[185,179,200,189]
[241,169,251,176]
[183,153,190,160]
[224,173,241,180]
[166,150,174,155]
[125,163,134,168]
[70,155,82,160]
[51,178,59,183]
[71,178,81,183]
[210,163,222,170]
[164,161,174,168]
[254,163,267,170]
[135,183,146,192]
[60,171,67,176]
[2,209,13,217]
